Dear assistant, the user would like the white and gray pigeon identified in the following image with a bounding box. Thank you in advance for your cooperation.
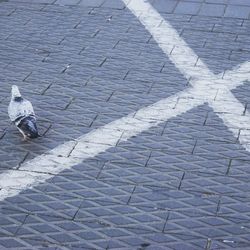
[8,85,40,139]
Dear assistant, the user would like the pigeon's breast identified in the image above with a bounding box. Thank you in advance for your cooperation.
[8,99,35,122]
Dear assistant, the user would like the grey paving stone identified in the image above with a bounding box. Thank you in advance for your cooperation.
[183,0,203,2]
[9,0,54,3]
[205,0,228,3]
[213,20,246,34]
[199,3,226,17]
[102,0,126,9]
[56,221,83,231]
[0,238,26,248]
[30,224,59,234]
[55,0,80,5]
[228,0,250,6]
[49,233,79,243]
[152,0,178,13]
[174,2,201,15]
[224,5,250,19]
[79,0,105,7]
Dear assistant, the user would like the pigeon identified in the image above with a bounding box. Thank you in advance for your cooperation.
[8,85,40,140]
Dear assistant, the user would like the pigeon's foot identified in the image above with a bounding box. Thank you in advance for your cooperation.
[21,135,28,142]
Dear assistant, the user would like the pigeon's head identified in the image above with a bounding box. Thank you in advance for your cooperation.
[18,116,40,139]
[11,85,21,99]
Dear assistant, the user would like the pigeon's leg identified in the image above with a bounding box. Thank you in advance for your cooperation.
[18,128,28,141]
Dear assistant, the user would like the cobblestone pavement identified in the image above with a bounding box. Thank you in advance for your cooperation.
[0,0,250,249]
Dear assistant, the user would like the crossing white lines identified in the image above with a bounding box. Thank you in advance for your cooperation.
[0,0,249,201]
[126,0,250,149]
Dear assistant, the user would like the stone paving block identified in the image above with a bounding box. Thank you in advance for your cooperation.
[225,5,250,19]
[0,5,15,16]
[55,0,81,5]
[174,2,201,15]
[199,3,226,17]
[79,0,105,7]
[213,19,246,34]
[102,0,127,9]
[9,0,54,3]
[0,238,26,248]
[162,13,192,23]
[152,0,178,13]
[230,50,250,62]
[205,0,227,3]
[229,0,250,6]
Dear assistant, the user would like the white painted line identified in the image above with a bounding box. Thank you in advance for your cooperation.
[127,0,215,82]
[126,0,250,144]
[0,0,250,201]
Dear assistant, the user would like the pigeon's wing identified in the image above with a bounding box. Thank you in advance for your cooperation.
[8,99,35,122]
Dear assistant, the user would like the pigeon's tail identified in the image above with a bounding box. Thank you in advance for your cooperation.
[11,85,22,99]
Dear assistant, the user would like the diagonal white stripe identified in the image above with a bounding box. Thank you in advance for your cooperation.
[127,0,250,149]
[127,0,215,81]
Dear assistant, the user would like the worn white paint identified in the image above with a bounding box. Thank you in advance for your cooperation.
[0,0,250,201]
[126,0,250,145]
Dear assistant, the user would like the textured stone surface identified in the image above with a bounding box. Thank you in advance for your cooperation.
[0,0,250,249]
